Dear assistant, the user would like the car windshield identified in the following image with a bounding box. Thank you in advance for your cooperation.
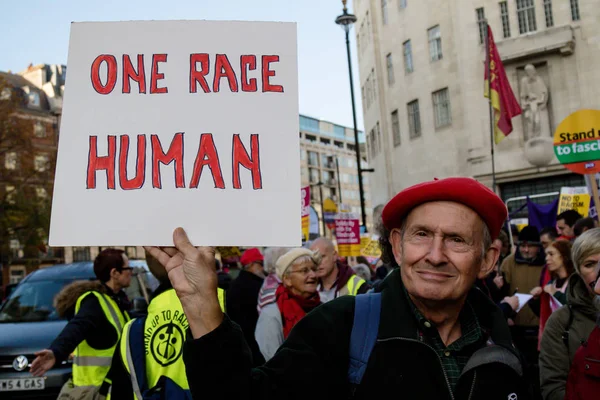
[0,280,68,323]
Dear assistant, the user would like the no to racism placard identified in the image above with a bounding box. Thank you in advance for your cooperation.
[49,20,299,246]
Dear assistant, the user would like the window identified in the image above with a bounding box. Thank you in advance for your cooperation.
[500,2,511,38]
[28,91,40,107]
[570,0,580,21]
[391,110,401,147]
[381,0,388,25]
[308,151,319,166]
[5,152,17,170]
[403,40,414,73]
[309,168,320,183]
[407,100,421,138]
[399,0,407,9]
[428,25,443,61]
[476,8,486,44]
[517,0,537,34]
[300,116,320,133]
[34,154,49,172]
[386,53,394,85]
[5,185,16,205]
[543,0,554,28]
[432,88,452,128]
[36,187,47,199]
[34,121,46,138]
[9,266,25,284]
[73,247,91,262]
[300,149,306,160]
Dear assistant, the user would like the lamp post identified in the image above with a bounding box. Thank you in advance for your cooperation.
[335,0,368,232]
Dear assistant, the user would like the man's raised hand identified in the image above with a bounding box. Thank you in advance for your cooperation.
[145,227,223,338]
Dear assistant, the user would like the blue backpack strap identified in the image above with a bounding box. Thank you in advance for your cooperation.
[348,292,382,387]
[127,317,149,397]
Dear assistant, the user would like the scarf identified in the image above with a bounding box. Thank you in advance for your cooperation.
[538,274,569,350]
[275,284,321,339]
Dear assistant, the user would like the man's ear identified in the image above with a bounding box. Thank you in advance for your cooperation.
[390,229,403,266]
[109,267,119,279]
[479,242,500,279]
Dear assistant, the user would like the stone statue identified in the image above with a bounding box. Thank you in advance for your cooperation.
[520,64,549,140]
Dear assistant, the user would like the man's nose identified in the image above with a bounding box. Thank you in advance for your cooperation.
[425,236,448,266]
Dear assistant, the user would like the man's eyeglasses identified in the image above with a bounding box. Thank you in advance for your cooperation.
[119,267,134,272]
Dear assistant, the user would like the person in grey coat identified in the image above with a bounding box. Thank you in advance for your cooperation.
[539,228,600,400]
[254,248,321,361]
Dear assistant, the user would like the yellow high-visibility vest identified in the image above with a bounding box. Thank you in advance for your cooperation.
[118,287,226,399]
[73,291,129,388]
[345,275,366,296]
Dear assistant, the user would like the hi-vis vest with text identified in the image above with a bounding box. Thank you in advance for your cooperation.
[119,288,226,399]
[73,291,130,387]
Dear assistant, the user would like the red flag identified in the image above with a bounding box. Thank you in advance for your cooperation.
[484,25,522,144]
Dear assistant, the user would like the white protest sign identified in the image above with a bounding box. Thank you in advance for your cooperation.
[49,20,299,246]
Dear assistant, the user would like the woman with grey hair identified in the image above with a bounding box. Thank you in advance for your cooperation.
[539,228,600,400]
[254,248,321,361]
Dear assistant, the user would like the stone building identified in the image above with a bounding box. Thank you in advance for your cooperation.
[354,0,596,215]
[300,114,373,235]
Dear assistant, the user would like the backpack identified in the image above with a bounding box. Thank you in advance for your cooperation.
[347,292,382,396]
[126,317,192,400]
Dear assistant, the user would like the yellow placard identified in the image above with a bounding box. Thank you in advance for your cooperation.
[216,247,241,258]
[553,109,600,175]
[301,216,309,242]
[361,236,382,258]
[557,189,590,217]
[323,198,338,213]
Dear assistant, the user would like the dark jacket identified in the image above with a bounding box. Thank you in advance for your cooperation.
[49,280,130,363]
[226,269,266,366]
[539,273,600,400]
[182,269,529,399]
[565,325,600,399]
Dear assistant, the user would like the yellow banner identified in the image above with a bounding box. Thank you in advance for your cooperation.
[338,243,361,257]
[301,216,309,242]
[216,247,241,258]
[557,187,590,216]
[361,235,382,258]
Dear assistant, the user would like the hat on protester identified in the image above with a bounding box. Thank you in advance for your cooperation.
[381,177,508,239]
[275,248,321,280]
[517,226,540,244]
[240,248,264,266]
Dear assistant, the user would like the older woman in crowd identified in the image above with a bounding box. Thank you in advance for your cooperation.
[254,248,321,361]
[539,229,600,400]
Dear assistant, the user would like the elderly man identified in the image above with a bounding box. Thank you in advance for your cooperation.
[146,177,529,399]
[310,237,368,302]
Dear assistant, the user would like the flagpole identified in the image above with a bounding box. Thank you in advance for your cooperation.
[486,21,497,193]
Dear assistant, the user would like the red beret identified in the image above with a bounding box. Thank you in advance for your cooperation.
[382,177,508,239]
[240,248,264,266]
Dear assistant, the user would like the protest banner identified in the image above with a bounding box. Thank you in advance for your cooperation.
[553,110,600,222]
[216,246,242,259]
[49,20,299,246]
[360,234,381,265]
[335,212,360,257]
[323,198,338,231]
[301,186,310,242]
[557,186,590,217]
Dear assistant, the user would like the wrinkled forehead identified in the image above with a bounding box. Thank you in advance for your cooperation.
[403,201,485,232]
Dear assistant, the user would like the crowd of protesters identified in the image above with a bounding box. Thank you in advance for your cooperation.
[26,177,600,399]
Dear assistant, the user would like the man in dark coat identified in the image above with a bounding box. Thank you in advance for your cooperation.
[226,248,266,366]
[146,177,531,399]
